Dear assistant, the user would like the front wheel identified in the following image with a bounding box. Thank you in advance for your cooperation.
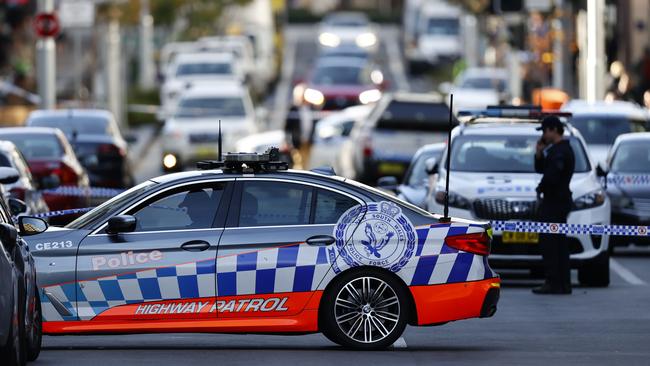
[26,292,42,361]
[320,269,409,350]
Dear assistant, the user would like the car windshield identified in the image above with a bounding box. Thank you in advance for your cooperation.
[610,141,650,173]
[426,18,460,35]
[460,77,506,92]
[326,16,367,27]
[176,62,232,77]
[312,65,364,85]
[29,116,109,135]
[66,180,157,229]
[175,97,246,118]
[0,133,64,159]
[406,148,444,186]
[449,135,590,173]
[570,115,647,145]
[377,102,456,132]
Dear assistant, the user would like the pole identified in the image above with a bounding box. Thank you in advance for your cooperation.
[552,0,564,90]
[138,0,155,89]
[586,0,605,102]
[107,19,122,128]
[36,0,56,109]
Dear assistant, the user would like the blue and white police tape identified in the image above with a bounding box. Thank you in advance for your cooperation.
[491,220,648,237]
[23,207,95,219]
[42,186,125,198]
[606,174,650,185]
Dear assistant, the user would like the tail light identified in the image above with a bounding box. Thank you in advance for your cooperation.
[98,144,125,157]
[9,187,25,201]
[362,136,373,158]
[444,231,491,256]
[53,163,79,185]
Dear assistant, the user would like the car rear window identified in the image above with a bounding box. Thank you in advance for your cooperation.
[28,116,109,135]
[176,62,232,77]
[175,97,246,118]
[0,133,64,159]
[571,115,646,145]
[377,101,455,132]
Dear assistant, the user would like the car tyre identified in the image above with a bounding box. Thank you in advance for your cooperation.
[578,251,610,287]
[0,295,25,366]
[26,292,42,362]
[320,268,408,350]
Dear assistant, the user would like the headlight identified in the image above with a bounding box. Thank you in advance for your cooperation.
[573,190,606,210]
[319,32,340,47]
[303,88,325,106]
[356,32,377,48]
[318,125,337,140]
[435,190,471,210]
[359,89,382,104]
[162,154,177,169]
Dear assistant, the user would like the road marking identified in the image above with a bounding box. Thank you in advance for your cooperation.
[610,258,646,285]
[392,337,407,349]
[383,28,410,92]
[270,29,297,129]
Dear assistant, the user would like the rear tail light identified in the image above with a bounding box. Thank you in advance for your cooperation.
[444,231,491,256]
[362,136,373,158]
[9,187,25,201]
[98,144,125,157]
[53,163,79,186]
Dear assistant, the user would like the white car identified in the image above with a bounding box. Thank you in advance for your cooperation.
[160,53,241,114]
[426,107,611,287]
[405,1,462,70]
[561,100,648,168]
[318,12,378,54]
[309,104,373,171]
[439,67,508,112]
[161,83,257,172]
[198,36,257,91]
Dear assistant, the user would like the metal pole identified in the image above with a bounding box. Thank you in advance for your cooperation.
[36,0,56,109]
[586,0,605,102]
[138,0,155,89]
[552,0,564,89]
[107,19,122,128]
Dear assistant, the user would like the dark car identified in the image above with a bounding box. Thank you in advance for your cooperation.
[0,141,49,217]
[26,109,134,188]
[295,57,386,112]
[0,127,90,225]
[0,167,47,365]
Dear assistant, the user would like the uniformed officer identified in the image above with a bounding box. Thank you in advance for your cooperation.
[533,115,575,295]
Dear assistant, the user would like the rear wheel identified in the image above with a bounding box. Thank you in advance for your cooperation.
[320,269,408,350]
[578,251,610,287]
[26,292,42,362]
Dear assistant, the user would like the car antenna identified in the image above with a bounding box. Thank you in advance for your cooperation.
[218,119,222,162]
[439,93,454,223]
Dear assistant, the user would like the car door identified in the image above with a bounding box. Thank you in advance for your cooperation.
[215,178,363,318]
[75,180,232,322]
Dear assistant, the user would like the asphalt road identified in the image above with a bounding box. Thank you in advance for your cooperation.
[35,247,650,366]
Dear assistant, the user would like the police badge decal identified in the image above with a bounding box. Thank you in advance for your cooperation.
[332,201,416,274]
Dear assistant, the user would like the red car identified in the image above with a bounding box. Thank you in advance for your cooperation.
[0,127,90,224]
[295,56,387,112]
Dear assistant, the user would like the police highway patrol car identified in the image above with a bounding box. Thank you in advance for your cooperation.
[22,148,500,350]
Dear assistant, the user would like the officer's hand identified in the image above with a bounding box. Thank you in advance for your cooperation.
[535,139,546,157]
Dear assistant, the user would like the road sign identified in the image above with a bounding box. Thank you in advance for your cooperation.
[59,0,95,28]
[33,12,60,38]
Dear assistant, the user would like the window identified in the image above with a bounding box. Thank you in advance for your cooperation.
[239,181,312,227]
[313,189,358,224]
[130,184,225,232]
[610,142,650,173]
[175,97,246,118]
[29,116,110,136]
[571,116,646,145]
[2,133,64,159]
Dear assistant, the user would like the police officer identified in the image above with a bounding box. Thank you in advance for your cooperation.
[533,115,575,295]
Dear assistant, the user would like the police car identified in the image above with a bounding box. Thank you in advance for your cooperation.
[23,149,499,350]
[427,107,611,287]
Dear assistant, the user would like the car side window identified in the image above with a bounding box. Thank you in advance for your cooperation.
[239,181,312,227]
[130,183,225,232]
[313,189,358,224]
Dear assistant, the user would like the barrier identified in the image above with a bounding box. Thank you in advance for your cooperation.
[42,186,125,198]
[491,221,648,237]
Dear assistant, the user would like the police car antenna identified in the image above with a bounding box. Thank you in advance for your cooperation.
[440,94,453,223]
[218,119,222,162]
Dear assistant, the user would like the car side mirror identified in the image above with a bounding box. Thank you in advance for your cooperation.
[425,157,439,175]
[8,198,27,216]
[106,215,136,235]
[596,164,608,177]
[377,176,399,192]
[39,174,60,190]
[124,133,138,144]
[0,167,19,184]
[17,216,48,236]
[0,223,18,251]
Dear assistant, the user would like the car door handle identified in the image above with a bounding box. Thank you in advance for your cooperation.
[306,235,335,246]
[181,240,210,252]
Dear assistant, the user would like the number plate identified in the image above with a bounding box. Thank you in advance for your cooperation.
[378,162,405,175]
[195,147,217,158]
[502,231,539,244]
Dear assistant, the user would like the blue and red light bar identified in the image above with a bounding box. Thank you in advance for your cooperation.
[458,105,572,119]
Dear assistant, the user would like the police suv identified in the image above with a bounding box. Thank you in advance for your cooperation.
[426,107,611,286]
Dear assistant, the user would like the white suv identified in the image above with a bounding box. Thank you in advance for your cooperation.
[161,83,256,172]
[426,108,611,286]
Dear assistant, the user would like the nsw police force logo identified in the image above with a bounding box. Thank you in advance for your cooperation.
[332,201,416,273]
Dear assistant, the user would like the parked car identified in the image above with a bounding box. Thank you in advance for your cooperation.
[0,167,47,365]
[234,130,294,167]
[561,100,648,167]
[0,128,91,225]
[26,109,133,189]
[338,92,453,184]
[0,141,49,217]
[603,132,650,249]
[439,67,509,112]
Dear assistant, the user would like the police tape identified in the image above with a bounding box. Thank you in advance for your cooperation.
[41,186,125,198]
[24,207,95,219]
[606,175,650,185]
[491,221,648,237]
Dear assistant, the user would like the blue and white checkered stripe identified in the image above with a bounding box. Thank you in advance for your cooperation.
[491,221,649,236]
[42,186,125,198]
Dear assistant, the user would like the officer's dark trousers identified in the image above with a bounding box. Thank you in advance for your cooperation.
[538,201,571,289]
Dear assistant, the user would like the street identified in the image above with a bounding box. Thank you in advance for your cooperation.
[36,247,650,365]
